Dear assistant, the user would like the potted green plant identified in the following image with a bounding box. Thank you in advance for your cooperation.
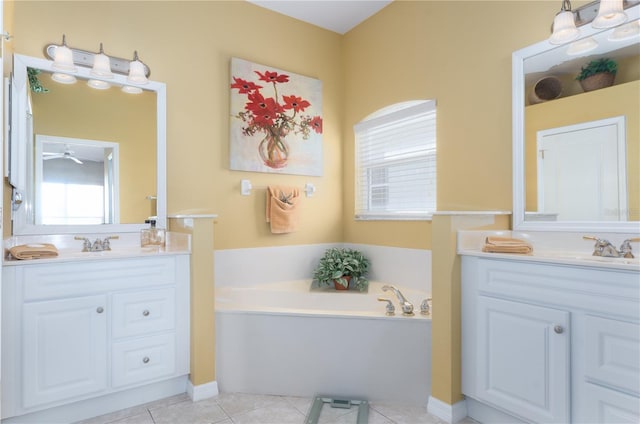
[576,58,617,92]
[312,247,370,291]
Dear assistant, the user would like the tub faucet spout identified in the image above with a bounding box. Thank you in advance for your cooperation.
[382,285,414,316]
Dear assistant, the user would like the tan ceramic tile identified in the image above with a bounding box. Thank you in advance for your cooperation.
[228,403,307,424]
[150,397,229,424]
[370,402,445,424]
[214,392,291,417]
[73,405,149,424]
[282,395,314,416]
[108,412,155,424]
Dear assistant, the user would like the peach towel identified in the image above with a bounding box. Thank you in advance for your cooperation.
[482,236,533,255]
[266,186,300,234]
[9,243,59,260]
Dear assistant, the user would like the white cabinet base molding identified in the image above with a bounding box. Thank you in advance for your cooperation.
[1,376,188,424]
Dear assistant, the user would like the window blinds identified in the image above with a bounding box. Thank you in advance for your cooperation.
[354,100,436,220]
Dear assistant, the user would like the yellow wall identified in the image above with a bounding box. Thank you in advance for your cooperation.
[31,78,156,223]
[11,0,344,248]
[341,1,558,250]
[525,81,640,220]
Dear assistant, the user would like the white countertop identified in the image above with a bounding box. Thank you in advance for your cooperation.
[457,230,640,273]
[3,232,191,266]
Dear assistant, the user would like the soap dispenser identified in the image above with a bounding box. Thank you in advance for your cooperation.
[141,218,166,247]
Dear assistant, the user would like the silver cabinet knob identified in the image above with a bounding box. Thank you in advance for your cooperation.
[554,325,564,334]
[143,310,150,317]
[96,307,104,314]
[143,357,150,364]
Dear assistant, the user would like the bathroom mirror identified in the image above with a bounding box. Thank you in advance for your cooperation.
[513,7,640,233]
[9,54,166,235]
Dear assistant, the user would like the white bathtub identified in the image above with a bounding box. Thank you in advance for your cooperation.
[215,280,432,404]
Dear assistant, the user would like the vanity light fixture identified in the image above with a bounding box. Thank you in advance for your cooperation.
[550,1,580,44]
[87,79,111,90]
[51,72,77,85]
[593,0,628,28]
[608,18,640,39]
[45,36,151,86]
[549,0,639,44]
[121,85,143,94]
[51,35,77,72]
[127,51,149,85]
[90,43,114,79]
[566,37,599,54]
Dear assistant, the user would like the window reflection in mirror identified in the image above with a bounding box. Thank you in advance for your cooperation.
[28,68,157,226]
[35,136,119,225]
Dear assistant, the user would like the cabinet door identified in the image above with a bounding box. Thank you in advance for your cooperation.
[22,295,108,409]
[477,296,570,423]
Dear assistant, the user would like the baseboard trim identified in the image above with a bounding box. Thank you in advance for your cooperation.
[2,376,188,424]
[187,380,219,402]
[427,396,468,423]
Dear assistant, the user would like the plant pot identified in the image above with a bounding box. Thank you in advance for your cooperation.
[333,276,351,291]
[529,76,562,104]
[579,72,615,92]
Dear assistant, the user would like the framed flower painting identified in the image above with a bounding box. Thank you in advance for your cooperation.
[229,57,323,176]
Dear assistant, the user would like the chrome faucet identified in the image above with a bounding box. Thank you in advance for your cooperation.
[382,285,414,316]
[75,236,119,252]
[583,236,640,258]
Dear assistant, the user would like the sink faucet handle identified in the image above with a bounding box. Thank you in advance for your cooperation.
[583,235,612,256]
[102,235,119,251]
[74,236,91,252]
[620,238,640,259]
[377,298,395,316]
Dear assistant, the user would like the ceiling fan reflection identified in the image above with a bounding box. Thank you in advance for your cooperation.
[43,149,83,164]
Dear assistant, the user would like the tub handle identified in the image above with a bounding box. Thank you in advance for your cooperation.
[377,298,395,316]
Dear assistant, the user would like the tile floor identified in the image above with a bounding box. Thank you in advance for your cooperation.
[76,392,479,424]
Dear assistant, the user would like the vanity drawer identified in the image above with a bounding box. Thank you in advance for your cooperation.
[112,334,176,388]
[21,257,177,301]
[112,288,176,339]
[472,258,640,320]
[580,382,640,424]
[584,315,640,395]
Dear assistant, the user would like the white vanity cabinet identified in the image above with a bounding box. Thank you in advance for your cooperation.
[461,255,640,424]
[1,254,190,420]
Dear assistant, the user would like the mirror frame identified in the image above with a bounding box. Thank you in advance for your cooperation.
[10,53,166,235]
[512,6,640,234]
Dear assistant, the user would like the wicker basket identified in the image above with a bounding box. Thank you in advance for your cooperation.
[529,76,562,104]
[579,72,615,92]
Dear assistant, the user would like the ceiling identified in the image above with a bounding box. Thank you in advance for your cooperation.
[247,0,393,34]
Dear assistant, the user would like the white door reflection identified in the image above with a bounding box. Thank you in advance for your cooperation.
[35,135,120,225]
[536,116,627,221]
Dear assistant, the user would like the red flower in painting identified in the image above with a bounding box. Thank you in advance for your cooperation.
[246,92,283,118]
[309,116,323,134]
[231,65,322,169]
[283,95,311,113]
[255,70,290,84]
[230,77,262,94]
